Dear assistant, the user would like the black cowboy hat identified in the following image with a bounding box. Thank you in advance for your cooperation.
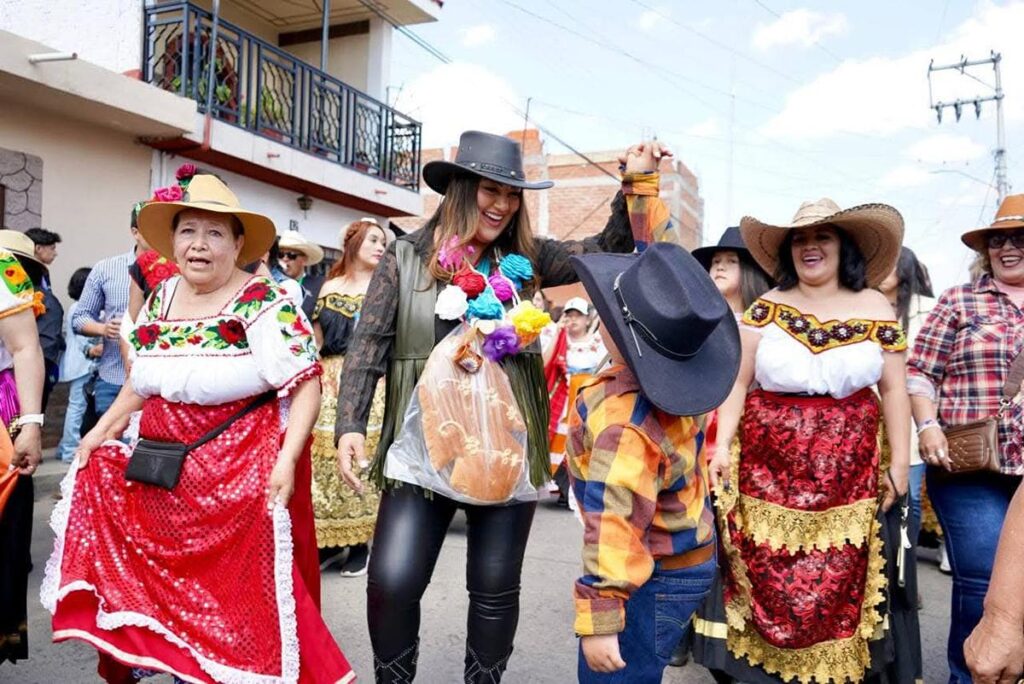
[422,130,554,195]
[691,226,762,271]
[571,243,740,416]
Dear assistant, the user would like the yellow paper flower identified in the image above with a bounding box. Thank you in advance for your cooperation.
[509,302,551,346]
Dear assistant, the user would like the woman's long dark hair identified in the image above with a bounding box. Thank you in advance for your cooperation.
[739,256,774,309]
[775,226,867,292]
[893,246,932,329]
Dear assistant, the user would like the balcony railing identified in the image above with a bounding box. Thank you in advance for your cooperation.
[142,1,421,190]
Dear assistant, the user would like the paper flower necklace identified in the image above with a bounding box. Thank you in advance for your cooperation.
[434,241,551,364]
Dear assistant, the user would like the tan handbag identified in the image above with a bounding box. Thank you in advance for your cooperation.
[942,350,1024,474]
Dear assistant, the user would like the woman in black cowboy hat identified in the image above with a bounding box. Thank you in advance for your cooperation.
[692,226,774,315]
[334,131,666,682]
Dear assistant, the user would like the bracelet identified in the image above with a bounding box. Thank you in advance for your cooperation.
[916,418,940,435]
[18,413,44,427]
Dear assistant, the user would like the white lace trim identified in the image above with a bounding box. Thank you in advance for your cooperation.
[41,444,301,684]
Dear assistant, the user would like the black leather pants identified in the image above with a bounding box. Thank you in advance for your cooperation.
[367,485,537,682]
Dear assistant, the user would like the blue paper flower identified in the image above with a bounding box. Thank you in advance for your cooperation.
[499,254,533,285]
[466,287,505,320]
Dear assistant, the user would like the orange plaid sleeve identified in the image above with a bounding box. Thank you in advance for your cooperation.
[621,172,680,250]
[573,424,665,636]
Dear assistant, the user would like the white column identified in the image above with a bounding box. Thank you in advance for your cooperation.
[365,16,392,102]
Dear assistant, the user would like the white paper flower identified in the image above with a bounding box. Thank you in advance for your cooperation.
[435,284,469,320]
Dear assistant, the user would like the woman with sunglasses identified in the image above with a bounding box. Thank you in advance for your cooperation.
[908,194,1024,683]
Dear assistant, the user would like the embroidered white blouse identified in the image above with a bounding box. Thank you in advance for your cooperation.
[0,250,39,372]
[742,299,907,400]
[129,276,319,405]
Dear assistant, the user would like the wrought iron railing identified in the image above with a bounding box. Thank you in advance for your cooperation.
[142,1,421,190]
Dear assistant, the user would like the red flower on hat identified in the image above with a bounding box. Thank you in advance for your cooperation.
[452,269,487,298]
[175,163,198,181]
[217,319,246,346]
[152,185,184,202]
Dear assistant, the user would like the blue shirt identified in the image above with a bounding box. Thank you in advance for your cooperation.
[72,250,132,385]
[60,301,98,382]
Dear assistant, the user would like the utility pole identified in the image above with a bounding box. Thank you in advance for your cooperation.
[928,51,1008,202]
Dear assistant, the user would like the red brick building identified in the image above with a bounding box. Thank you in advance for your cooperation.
[392,129,704,303]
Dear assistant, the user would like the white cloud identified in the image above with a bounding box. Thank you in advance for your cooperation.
[752,9,847,50]
[906,134,986,164]
[686,118,720,137]
[879,165,933,188]
[397,63,523,148]
[636,6,669,32]
[761,2,1024,140]
[461,24,496,47]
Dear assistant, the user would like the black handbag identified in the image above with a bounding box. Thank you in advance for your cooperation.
[80,373,99,438]
[125,391,275,489]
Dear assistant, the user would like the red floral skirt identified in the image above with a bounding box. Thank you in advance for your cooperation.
[718,389,886,684]
[43,396,354,684]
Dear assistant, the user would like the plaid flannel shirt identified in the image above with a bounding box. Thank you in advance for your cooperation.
[622,172,683,250]
[567,365,714,636]
[907,275,1024,474]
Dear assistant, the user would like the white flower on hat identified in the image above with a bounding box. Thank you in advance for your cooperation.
[435,284,469,320]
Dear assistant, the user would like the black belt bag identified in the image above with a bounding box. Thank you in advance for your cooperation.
[125,391,276,490]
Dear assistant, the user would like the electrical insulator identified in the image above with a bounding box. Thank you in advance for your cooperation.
[954,101,963,121]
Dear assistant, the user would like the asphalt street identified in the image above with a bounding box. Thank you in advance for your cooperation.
[5,457,953,683]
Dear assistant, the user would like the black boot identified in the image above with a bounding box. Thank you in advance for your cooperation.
[374,640,419,684]
[464,644,512,684]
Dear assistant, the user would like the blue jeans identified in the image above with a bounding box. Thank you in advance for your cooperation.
[908,463,926,543]
[927,467,1021,683]
[56,375,90,462]
[578,556,716,683]
[94,379,121,416]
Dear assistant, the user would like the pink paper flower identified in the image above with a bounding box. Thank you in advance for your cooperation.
[438,236,476,272]
[151,184,184,202]
[488,272,516,302]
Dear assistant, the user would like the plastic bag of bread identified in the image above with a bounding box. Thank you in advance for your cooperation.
[385,324,538,504]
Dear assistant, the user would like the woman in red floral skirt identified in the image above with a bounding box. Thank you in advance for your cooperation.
[705,199,917,683]
[42,175,353,684]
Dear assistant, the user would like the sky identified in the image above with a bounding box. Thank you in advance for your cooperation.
[386,0,1024,294]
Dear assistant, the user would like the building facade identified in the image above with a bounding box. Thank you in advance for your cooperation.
[0,0,439,303]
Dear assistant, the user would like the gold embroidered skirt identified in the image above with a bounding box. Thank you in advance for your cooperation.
[311,354,385,548]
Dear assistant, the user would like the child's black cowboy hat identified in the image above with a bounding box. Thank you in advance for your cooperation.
[571,243,740,416]
[691,226,762,272]
[422,130,554,195]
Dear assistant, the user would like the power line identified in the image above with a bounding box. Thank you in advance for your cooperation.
[749,0,844,64]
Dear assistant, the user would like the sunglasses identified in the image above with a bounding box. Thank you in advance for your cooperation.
[986,232,1024,250]
[279,251,304,260]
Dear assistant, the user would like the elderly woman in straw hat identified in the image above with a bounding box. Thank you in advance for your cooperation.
[310,217,390,577]
[703,198,916,683]
[42,175,354,683]
[909,193,1024,684]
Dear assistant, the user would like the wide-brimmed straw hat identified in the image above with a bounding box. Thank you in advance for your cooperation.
[0,230,42,265]
[570,243,740,416]
[423,130,553,195]
[278,231,325,265]
[138,175,276,266]
[740,198,903,288]
[961,194,1024,251]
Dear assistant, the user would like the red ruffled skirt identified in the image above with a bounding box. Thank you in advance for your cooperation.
[718,389,886,683]
[42,396,354,684]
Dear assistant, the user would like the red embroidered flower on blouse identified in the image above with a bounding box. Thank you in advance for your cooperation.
[135,324,161,348]
[239,281,273,304]
[217,319,246,345]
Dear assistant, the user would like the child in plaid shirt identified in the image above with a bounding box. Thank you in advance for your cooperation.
[567,241,740,682]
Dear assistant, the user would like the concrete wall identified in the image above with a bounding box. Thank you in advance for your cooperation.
[151,152,388,253]
[0,0,144,74]
[0,100,153,307]
[287,34,371,96]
